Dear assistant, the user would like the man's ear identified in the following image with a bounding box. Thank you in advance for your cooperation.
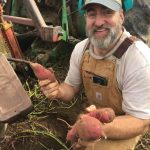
[119,9,125,24]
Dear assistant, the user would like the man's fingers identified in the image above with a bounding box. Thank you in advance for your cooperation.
[39,80,59,99]
[45,90,59,99]
[39,79,51,87]
[85,105,96,112]
[40,81,58,91]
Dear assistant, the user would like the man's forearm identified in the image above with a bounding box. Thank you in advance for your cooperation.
[103,115,150,140]
[58,83,79,102]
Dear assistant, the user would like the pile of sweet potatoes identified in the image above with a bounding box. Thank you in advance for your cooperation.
[67,107,115,142]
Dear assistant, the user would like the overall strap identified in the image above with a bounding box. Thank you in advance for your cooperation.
[114,36,138,59]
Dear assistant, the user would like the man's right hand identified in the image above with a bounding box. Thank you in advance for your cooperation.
[39,79,60,99]
[39,79,79,102]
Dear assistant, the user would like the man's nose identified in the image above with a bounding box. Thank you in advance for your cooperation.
[94,15,105,26]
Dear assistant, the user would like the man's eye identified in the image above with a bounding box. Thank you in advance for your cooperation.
[105,13,113,17]
[87,13,96,18]
[104,10,114,15]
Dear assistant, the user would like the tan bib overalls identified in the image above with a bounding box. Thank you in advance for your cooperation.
[76,48,140,150]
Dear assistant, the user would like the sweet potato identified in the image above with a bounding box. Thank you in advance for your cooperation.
[67,108,115,142]
[87,108,115,123]
[66,124,78,142]
[67,115,105,142]
[30,62,56,81]
[77,115,105,140]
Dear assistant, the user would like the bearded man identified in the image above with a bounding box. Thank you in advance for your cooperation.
[39,0,150,149]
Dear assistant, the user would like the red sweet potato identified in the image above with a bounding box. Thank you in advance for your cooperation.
[30,62,56,81]
[66,124,78,142]
[87,108,115,123]
[67,108,115,142]
[67,115,105,142]
[76,115,105,140]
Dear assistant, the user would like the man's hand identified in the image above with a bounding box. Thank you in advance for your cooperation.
[87,108,115,123]
[39,79,60,99]
[30,62,61,99]
[86,105,115,123]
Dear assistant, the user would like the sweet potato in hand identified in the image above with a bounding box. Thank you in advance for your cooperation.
[76,115,105,140]
[67,115,105,142]
[66,124,78,142]
[87,107,115,123]
[30,62,56,81]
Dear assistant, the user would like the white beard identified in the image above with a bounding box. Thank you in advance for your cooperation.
[86,23,122,50]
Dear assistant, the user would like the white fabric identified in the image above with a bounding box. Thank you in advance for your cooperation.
[65,29,150,119]
[83,0,122,11]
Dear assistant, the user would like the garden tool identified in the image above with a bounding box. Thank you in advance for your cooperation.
[24,0,62,42]
[0,2,23,59]
[0,53,33,123]
[61,0,69,41]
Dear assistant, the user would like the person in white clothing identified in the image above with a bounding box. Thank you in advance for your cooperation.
[39,0,150,149]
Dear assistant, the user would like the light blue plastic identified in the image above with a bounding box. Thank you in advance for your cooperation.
[78,0,85,15]
[123,0,134,12]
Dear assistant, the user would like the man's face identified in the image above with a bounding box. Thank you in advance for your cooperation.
[85,4,124,50]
